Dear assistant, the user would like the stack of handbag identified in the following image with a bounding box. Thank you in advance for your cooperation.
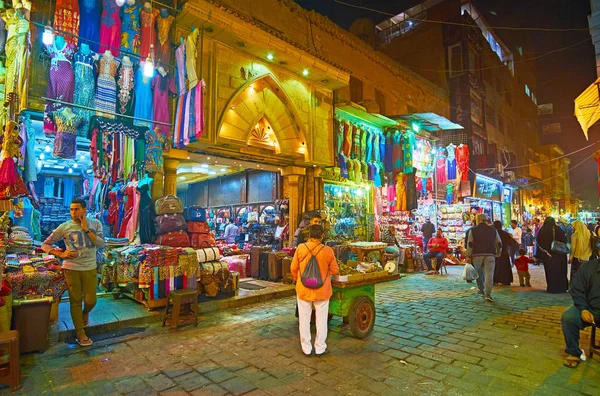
[185,206,216,248]
[154,195,190,247]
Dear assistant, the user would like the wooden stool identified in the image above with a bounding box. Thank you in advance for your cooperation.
[162,289,199,332]
[591,324,600,359]
[0,330,20,391]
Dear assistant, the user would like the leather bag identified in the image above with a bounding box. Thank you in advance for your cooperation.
[155,214,187,235]
[155,231,190,247]
[196,247,221,263]
[550,227,569,255]
[155,195,183,215]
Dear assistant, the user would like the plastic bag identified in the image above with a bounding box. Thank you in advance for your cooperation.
[462,263,479,281]
[300,244,327,289]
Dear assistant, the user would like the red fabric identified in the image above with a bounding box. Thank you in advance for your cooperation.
[514,256,535,272]
[117,186,135,238]
[456,144,470,182]
[427,237,449,253]
[55,0,80,46]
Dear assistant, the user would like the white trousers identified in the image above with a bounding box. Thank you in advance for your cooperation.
[297,297,329,355]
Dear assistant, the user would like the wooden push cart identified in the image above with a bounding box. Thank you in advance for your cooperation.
[329,274,400,339]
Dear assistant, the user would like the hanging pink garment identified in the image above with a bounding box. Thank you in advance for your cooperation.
[118,184,134,238]
[99,0,121,56]
[125,181,140,240]
[194,81,205,140]
[436,158,447,184]
[387,184,396,212]
[152,72,176,138]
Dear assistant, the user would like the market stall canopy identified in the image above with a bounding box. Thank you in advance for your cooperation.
[336,103,400,129]
[574,77,600,140]
[390,113,464,133]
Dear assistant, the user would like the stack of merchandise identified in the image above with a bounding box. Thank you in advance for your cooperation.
[154,195,190,247]
[185,206,216,248]
[39,197,72,239]
[8,226,33,249]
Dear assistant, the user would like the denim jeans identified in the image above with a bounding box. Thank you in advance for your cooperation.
[423,238,430,253]
[472,255,495,297]
[424,251,445,271]
[561,305,595,356]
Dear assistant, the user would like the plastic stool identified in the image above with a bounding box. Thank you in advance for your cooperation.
[0,330,20,391]
[162,289,199,332]
[591,324,600,359]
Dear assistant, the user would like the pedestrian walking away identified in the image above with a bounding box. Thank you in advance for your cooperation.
[42,198,105,347]
[493,221,517,286]
[465,214,502,302]
[291,224,339,356]
[535,217,569,294]
[560,259,600,368]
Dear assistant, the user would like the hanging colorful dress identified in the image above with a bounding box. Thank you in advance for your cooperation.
[152,72,176,137]
[133,65,154,127]
[446,143,457,180]
[392,130,403,172]
[120,2,141,55]
[54,0,80,46]
[79,0,101,52]
[140,8,160,58]
[384,131,393,172]
[352,125,361,159]
[137,177,156,244]
[4,8,29,114]
[0,121,28,199]
[395,173,407,212]
[44,41,75,134]
[117,61,135,116]
[99,0,122,56]
[365,129,372,162]
[185,29,204,142]
[342,121,352,157]
[73,50,96,138]
[173,42,186,147]
[359,127,367,159]
[52,109,84,159]
[402,131,416,173]
[94,55,120,118]
[436,156,447,184]
[22,115,37,182]
[456,144,470,182]
[156,13,174,65]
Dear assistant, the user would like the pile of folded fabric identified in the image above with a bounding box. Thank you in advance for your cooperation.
[9,227,33,248]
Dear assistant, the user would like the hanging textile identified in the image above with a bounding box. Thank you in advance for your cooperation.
[133,65,154,128]
[359,127,367,159]
[73,49,97,137]
[342,121,352,157]
[79,0,101,52]
[120,1,141,55]
[156,13,175,65]
[99,0,122,56]
[54,0,80,46]
[140,7,160,59]
[446,143,457,181]
[395,173,407,212]
[406,171,418,211]
[372,132,380,163]
[436,156,447,184]
[52,109,84,159]
[352,125,361,159]
[94,55,120,119]
[62,178,75,207]
[456,144,470,182]
[43,40,75,134]
[138,176,155,244]
[402,131,416,173]
[22,114,37,182]
[0,122,28,200]
[392,130,403,172]
[152,72,176,137]
[117,59,135,116]
[3,7,30,114]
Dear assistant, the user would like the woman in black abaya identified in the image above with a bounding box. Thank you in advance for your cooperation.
[493,221,517,285]
[535,217,569,293]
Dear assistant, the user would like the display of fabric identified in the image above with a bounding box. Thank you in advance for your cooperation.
[117,58,135,116]
[43,40,75,134]
[21,114,36,182]
[52,109,84,159]
[456,144,470,182]
[99,0,122,56]
[0,121,29,200]
[79,0,101,52]
[359,127,367,159]
[54,0,80,46]
[156,13,174,65]
[6,271,67,299]
[140,7,160,59]
[95,54,120,118]
[120,1,141,55]
[3,7,29,114]
[73,49,97,138]
[436,156,447,184]
[133,64,154,127]
[406,171,418,211]
[402,131,416,173]
[395,173,407,212]
[152,71,176,137]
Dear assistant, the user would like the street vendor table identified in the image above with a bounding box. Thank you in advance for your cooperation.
[348,242,388,262]
[329,273,400,339]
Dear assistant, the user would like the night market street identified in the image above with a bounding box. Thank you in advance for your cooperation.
[8,265,598,396]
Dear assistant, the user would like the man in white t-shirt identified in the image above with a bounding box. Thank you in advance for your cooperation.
[509,220,522,245]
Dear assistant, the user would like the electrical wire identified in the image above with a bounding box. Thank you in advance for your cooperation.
[498,139,600,170]
[520,152,596,188]
[333,0,590,32]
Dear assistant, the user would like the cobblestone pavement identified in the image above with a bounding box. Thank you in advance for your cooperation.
[6,265,600,396]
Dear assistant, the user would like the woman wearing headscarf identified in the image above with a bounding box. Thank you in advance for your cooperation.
[535,217,569,293]
[570,220,592,281]
[493,221,517,285]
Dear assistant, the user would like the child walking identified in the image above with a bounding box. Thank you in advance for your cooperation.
[514,248,534,287]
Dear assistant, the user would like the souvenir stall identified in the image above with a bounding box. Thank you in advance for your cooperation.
[466,173,505,223]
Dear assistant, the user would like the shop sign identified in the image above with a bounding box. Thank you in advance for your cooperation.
[502,187,513,204]
[537,103,553,116]
[542,122,561,135]
[473,174,503,202]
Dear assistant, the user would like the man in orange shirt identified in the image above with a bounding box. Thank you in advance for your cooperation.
[424,229,449,275]
[291,225,339,356]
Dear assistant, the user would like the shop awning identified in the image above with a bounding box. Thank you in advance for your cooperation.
[336,103,401,129]
[390,113,464,132]
[574,78,600,140]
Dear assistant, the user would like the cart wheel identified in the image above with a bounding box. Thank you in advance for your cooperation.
[349,296,375,339]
